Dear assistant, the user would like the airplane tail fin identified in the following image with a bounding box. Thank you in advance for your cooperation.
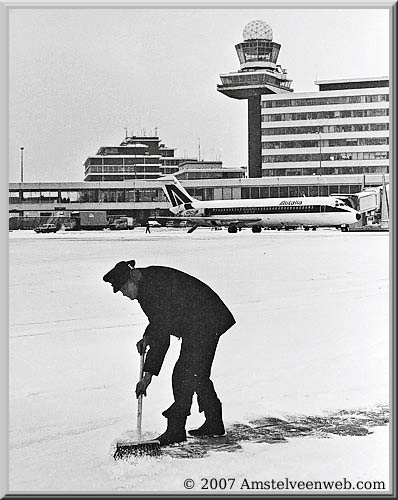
[160,176,197,214]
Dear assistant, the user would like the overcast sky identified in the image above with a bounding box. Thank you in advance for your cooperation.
[8,7,390,183]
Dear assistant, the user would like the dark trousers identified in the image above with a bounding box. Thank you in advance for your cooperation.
[162,332,221,419]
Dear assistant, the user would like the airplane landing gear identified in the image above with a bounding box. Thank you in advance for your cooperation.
[251,225,262,233]
[228,224,238,234]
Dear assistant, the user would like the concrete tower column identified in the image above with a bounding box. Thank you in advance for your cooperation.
[248,96,262,178]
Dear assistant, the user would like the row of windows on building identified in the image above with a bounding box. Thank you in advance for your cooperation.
[86,157,161,166]
[236,46,278,63]
[220,72,289,88]
[162,159,188,167]
[262,151,389,163]
[236,41,280,64]
[262,137,389,149]
[97,147,151,155]
[85,175,158,182]
[85,167,239,177]
[9,189,167,204]
[86,165,161,174]
[262,123,389,135]
[9,183,364,205]
[177,171,244,180]
[262,94,389,108]
[262,108,389,122]
[263,166,387,176]
[218,185,363,198]
[162,167,180,174]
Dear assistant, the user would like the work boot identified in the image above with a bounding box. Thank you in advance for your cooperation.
[188,403,225,437]
[156,415,187,446]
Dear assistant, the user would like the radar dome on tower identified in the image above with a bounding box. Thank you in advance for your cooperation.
[243,20,273,41]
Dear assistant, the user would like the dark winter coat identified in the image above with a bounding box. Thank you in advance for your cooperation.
[136,266,235,376]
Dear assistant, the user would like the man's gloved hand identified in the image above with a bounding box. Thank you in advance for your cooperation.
[136,337,148,355]
[135,372,153,398]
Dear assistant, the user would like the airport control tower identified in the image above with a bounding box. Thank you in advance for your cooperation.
[218,20,293,177]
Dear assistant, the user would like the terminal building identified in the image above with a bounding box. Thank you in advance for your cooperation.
[9,20,389,229]
[261,76,389,178]
[9,172,388,228]
[83,134,196,181]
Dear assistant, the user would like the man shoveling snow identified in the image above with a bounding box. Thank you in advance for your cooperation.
[103,260,235,447]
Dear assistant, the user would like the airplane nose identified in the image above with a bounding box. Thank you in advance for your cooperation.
[356,213,361,221]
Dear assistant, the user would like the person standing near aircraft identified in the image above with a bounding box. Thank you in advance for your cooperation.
[103,260,235,446]
[145,221,151,234]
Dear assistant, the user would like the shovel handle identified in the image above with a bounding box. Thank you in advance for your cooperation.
[136,350,145,440]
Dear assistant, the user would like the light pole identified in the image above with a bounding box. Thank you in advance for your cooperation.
[20,147,24,182]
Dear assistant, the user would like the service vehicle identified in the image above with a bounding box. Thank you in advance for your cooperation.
[34,223,58,234]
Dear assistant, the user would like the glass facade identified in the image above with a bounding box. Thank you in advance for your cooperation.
[262,108,389,122]
[261,82,390,180]
[240,184,362,198]
[263,94,389,108]
[96,166,160,173]
[263,137,388,149]
[86,157,160,167]
[263,151,389,163]
[98,146,149,155]
[9,191,20,204]
[177,171,244,180]
[60,191,79,203]
[262,123,389,135]
[83,136,200,183]
[235,41,280,64]
[8,182,380,207]
[162,167,181,174]
[264,166,387,176]
[220,72,291,89]
[104,158,123,165]
[84,136,182,182]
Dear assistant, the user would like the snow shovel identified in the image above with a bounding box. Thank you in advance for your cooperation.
[113,349,161,459]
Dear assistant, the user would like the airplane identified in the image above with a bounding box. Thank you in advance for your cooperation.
[155,176,361,234]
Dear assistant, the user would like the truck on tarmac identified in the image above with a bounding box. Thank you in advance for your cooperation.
[108,216,136,230]
[65,211,108,231]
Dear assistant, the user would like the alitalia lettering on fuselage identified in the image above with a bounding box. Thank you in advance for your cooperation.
[279,200,303,206]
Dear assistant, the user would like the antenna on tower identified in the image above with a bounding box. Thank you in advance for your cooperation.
[154,127,158,137]
[123,126,128,139]
[198,138,201,162]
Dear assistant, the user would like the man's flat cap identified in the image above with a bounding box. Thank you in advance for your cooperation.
[103,259,136,293]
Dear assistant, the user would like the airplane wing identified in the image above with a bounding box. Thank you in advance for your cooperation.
[151,216,262,227]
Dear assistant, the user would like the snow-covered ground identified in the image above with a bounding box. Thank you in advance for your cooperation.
[9,227,390,493]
